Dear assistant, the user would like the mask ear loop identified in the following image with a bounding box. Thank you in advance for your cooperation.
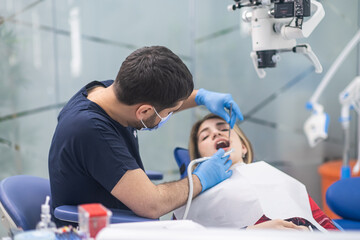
[137,105,153,130]
[140,118,148,128]
[153,107,163,120]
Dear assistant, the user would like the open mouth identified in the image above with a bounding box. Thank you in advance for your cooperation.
[215,140,230,150]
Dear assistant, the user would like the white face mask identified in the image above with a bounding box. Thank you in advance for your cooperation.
[139,107,173,131]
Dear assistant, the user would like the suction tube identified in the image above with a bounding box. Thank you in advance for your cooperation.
[182,149,234,220]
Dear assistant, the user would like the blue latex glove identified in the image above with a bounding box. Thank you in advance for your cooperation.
[195,88,243,128]
[193,149,233,192]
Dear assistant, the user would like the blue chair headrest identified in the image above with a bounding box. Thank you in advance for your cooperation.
[173,147,191,179]
[326,177,360,221]
[0,175,50,230]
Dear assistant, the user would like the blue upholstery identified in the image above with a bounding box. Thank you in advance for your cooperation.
[0,175,50,231]
[326,177,360,230]
[174,147,191,179]
[145,170,163,180]
[332,219,360,231]
[54,205,156,224]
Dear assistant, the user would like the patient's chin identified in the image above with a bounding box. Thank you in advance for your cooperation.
[230,157,244,166]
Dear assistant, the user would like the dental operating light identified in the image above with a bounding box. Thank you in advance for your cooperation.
[304,29,360,148]
[303,29,360,178]
[339,77,360,177]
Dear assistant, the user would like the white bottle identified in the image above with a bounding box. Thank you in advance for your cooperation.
[36,196,57,231]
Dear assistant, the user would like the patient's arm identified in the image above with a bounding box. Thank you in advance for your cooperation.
[247,219,309,231]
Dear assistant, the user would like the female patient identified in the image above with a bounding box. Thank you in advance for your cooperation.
[174,113,338,231]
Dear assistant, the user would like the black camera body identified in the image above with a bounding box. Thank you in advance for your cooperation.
[273,0,310,18]
[231,0,311,18]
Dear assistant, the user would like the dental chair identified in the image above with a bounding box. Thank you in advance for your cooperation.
[174,147,191,179]
[326,177,360,230]
[0,172,162,234]
[0,175,50,234]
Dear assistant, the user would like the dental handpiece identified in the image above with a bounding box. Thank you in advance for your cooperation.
[183,148,234,220]
[192,149,234,164]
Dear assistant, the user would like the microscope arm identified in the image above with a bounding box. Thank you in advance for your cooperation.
[281,0,325,39]
[293,44,323,73]
[251,43,322,79]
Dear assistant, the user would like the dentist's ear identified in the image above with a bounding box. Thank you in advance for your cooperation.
[135,104,153,119]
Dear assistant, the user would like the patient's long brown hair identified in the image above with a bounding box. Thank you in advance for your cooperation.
[188,114,253,164]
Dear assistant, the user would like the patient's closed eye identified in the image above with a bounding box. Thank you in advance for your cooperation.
[218,126,229,133]
[201,135,209,141]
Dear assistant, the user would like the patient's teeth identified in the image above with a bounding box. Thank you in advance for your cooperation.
[216,141,229,149]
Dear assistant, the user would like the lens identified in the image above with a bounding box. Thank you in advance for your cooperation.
[256,50,277,68]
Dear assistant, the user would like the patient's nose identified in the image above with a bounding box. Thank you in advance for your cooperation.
[212,130,223,140]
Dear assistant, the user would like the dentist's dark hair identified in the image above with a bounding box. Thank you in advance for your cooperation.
[113,46,194,111]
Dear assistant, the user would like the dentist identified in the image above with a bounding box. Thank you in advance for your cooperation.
[48,46,243,226]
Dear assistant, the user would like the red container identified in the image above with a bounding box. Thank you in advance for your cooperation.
[78,203,112,238]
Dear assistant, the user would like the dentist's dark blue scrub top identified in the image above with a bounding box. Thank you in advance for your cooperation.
[48,80,143,226]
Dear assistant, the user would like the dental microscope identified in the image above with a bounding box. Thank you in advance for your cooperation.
[228,0,325,78]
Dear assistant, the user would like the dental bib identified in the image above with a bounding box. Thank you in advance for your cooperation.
[174,161,326,232]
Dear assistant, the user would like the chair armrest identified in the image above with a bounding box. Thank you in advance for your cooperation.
[54,205,158,224]
[54,205,79,223]
[145,170,163,180]
[110,208,158,223]
[333,219,360,231]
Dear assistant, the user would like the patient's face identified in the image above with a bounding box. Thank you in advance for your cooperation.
[197,118,247,165]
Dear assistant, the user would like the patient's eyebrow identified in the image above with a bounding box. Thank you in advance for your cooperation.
[216,122,227,127]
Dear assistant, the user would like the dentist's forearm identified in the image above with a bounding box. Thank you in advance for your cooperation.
[111,169,202,219]
[152,175,202,217]
[177,89,199,112]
